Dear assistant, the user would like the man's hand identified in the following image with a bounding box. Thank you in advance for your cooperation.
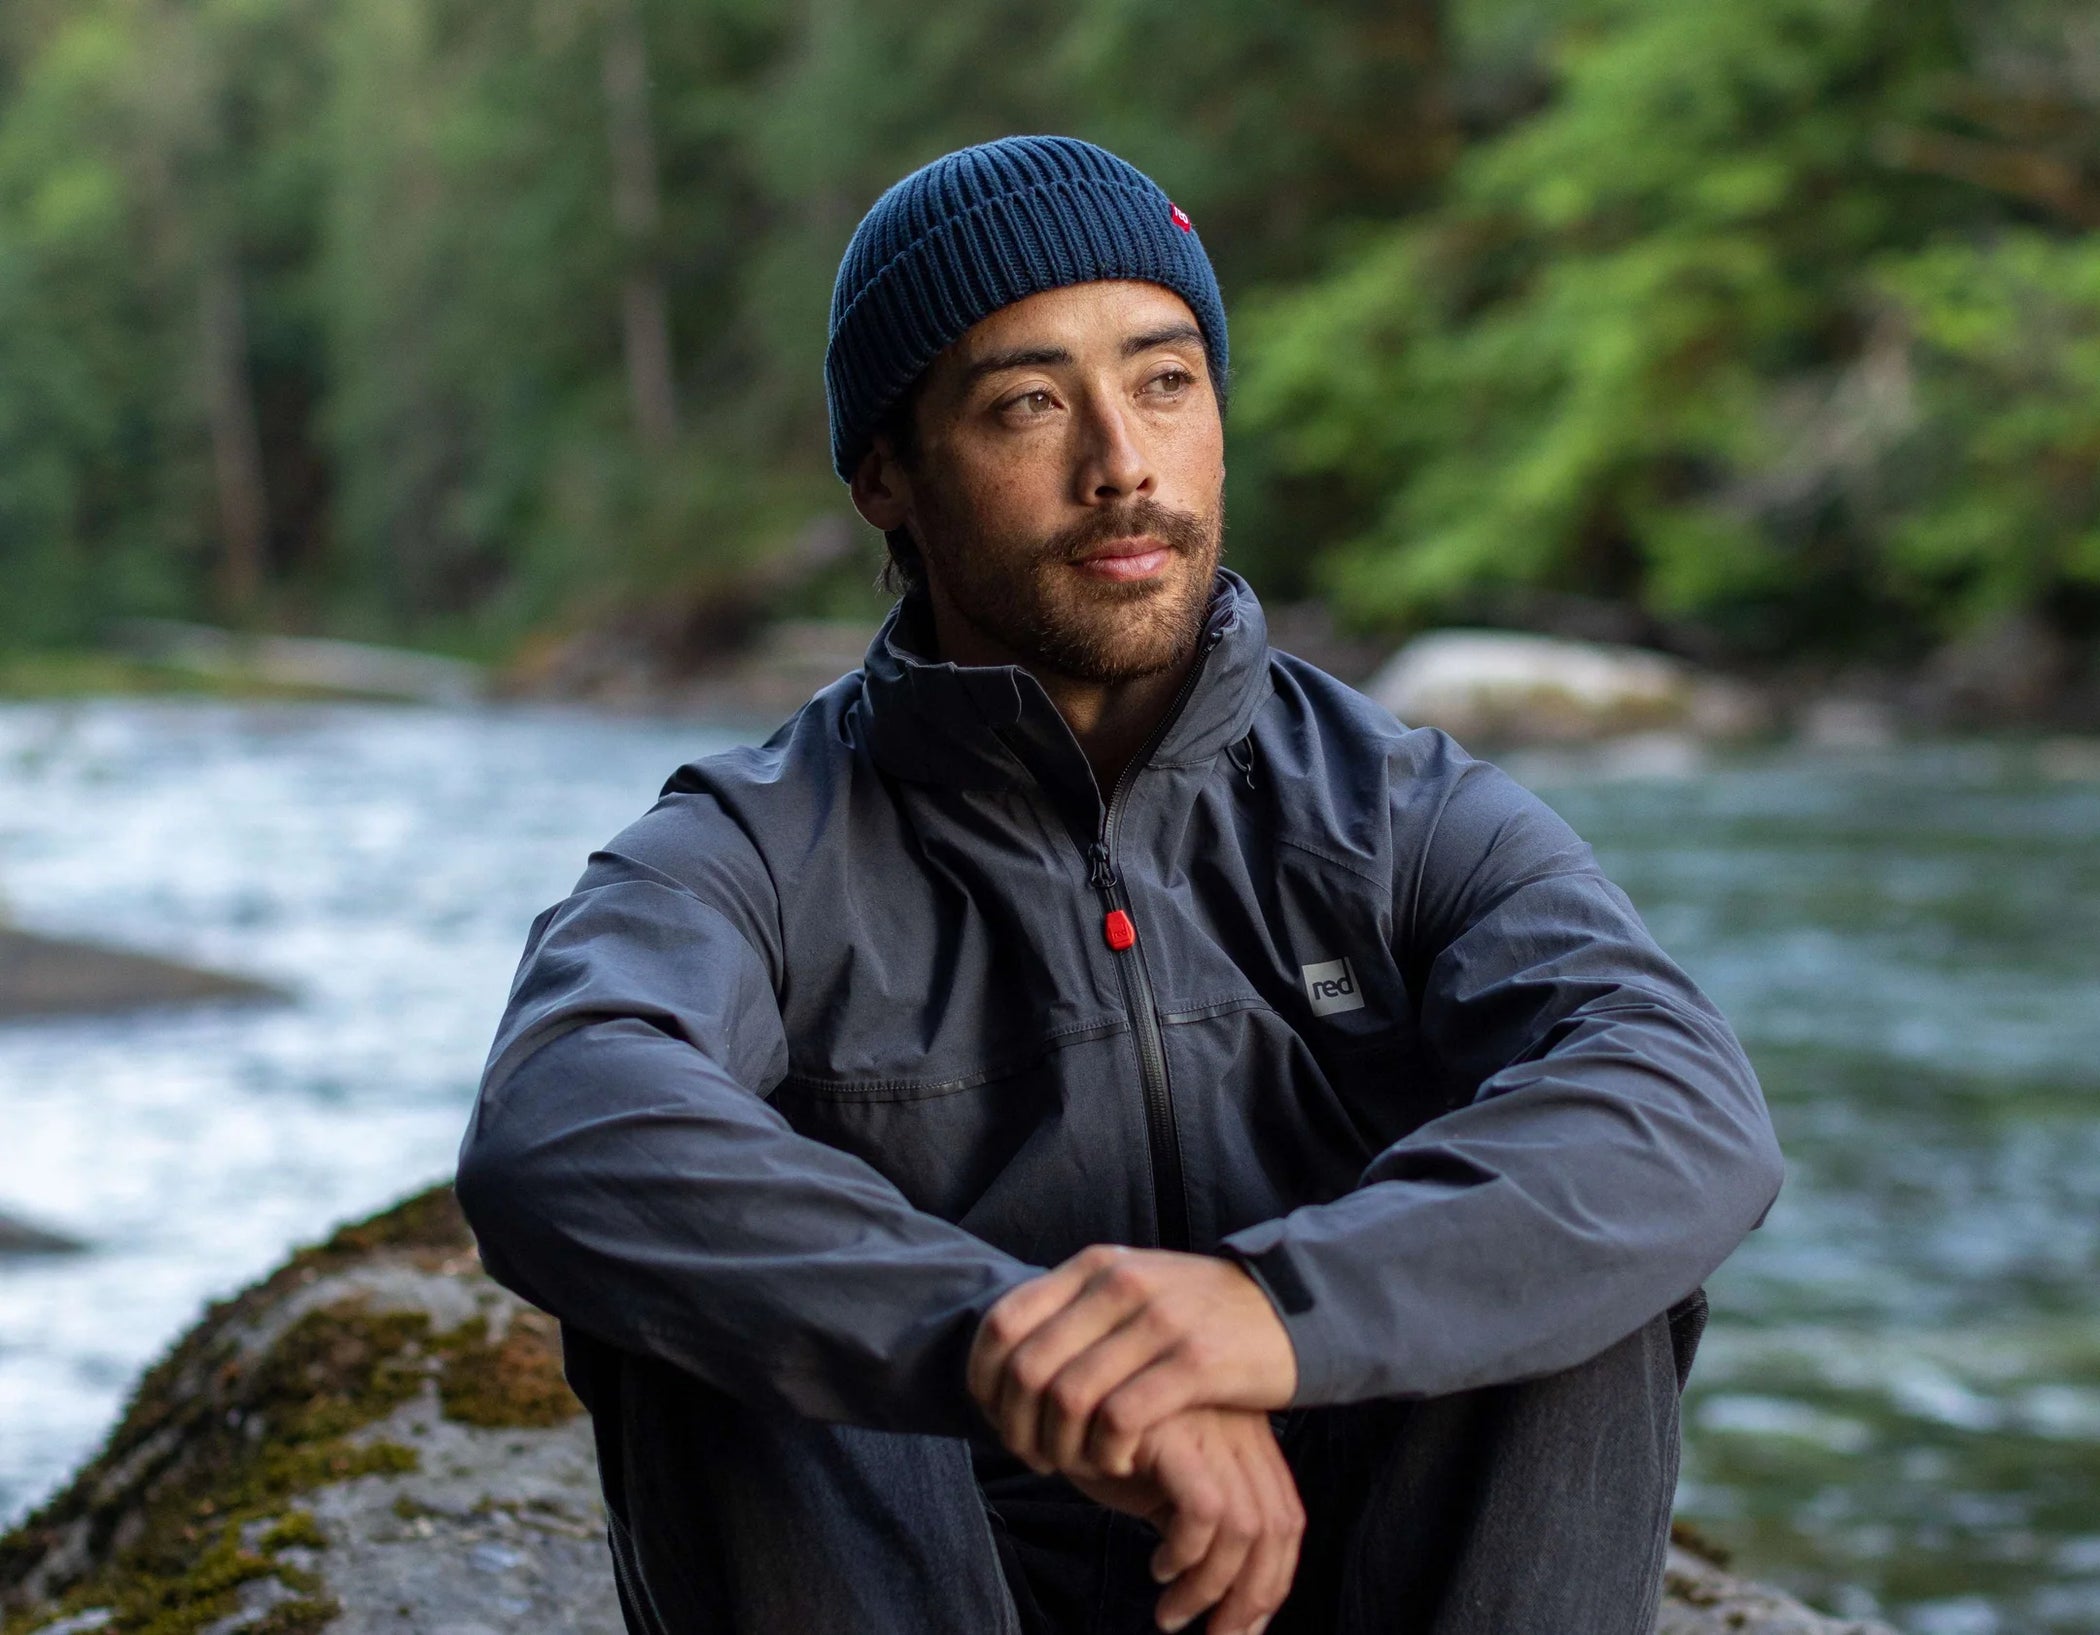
[1066,1405,1304,1635]
[967,1245,1297,1479]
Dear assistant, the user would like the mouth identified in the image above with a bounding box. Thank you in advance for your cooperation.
[1069,534,1172,583]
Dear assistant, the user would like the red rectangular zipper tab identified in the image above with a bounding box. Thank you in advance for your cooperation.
[1103,908,1136,952]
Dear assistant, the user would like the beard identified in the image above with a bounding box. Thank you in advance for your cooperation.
[914,490,1224,685]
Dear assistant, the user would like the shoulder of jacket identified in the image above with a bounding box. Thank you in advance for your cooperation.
[1257,649,1479,793]
[657,673,863,800]
[596,674,869,881]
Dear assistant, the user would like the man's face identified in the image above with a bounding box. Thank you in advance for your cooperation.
[855,280,1226,684]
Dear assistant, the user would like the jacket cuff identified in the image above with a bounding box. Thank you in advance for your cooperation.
[1218,1222,1341,1406]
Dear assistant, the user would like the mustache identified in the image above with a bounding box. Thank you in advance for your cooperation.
[1041,497,1213,563]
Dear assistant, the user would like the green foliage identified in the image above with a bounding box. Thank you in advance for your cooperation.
[1237,0,2100,655]
[0,0,1461,655]
[1875,234,2100,629]
[0,0,2095,664]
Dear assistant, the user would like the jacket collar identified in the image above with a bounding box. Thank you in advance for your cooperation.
[855,567,1274,801]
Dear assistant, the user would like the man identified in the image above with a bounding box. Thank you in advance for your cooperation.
[456,134,1783,1635]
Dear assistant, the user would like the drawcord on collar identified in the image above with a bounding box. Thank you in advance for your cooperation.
[1225,735,1257,792]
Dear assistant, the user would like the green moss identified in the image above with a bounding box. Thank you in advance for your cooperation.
[242,1597,341,1635]
[312,1188,471,1263]
[258,1512,327,1555]
[1670,1516,1732,1567]
[1,1302,432,1635]
[111,1525,274,1635]
[3,1188,469,1570]
[0,1186,556,1635]
[434,1312,581,1429]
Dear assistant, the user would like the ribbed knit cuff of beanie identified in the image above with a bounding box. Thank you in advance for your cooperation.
[823,134,1229,482]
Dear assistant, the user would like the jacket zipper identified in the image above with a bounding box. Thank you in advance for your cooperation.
[1084,625,1226,1253]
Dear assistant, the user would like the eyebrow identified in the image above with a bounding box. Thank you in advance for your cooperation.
[958,322,1207,390]
[1122,321,1205,357]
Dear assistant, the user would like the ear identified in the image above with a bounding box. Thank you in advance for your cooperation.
[849,437,913,533]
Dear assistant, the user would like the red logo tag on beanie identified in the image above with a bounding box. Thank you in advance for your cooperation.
[1169,203,1192,232]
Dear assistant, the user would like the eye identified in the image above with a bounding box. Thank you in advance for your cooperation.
[1147,367,1194,396]
[1004,388,1056,416]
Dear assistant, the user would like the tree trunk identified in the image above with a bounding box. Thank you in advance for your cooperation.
[1337,0,1457,199]
[600,0,677,451]
[199,255,270,617]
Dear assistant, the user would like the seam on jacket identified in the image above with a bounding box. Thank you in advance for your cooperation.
[1157,993,1271,1026]
[1151,669,1279,769]
[596,823,788,996]
[482,1013,595,1103]
[1402,751,1470,960]
[781,1018,1129,1101]
[1477,991,1746,1086]
[1432,856,1639,955]
[1273,829,1388,892]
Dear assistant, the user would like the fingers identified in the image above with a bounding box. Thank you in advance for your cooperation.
[1151,1443,1255,1634]
[967,1245,1145,1404]
[1203,1431,1304,1635]
[1026,1310,1171,1473]
[1087,1351,1204,1477]
[972,1246,1166,1473]
[994,1301,1144,1471]
[969,1247,1299,1486]
[1144,1427,1237,1616]
[966,1256,1098,1403]
[1146,1414,1303,1635]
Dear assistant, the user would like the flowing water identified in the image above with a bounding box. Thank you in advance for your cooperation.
[0,699,2094,1633]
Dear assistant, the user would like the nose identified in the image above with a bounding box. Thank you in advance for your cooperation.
[1073,392,1154,505]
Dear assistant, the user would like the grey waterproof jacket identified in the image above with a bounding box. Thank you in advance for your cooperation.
[456,570,1783,1440]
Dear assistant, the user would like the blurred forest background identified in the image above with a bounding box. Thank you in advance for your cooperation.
[2,0,2098,688]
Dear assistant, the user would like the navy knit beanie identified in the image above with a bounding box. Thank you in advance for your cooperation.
[825,134,1228,481]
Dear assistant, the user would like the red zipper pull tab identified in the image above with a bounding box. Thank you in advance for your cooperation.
[1103,908,1136,951]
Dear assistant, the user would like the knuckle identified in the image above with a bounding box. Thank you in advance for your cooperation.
[1184,1487,1223,1526]
[1048,1376,1091,1417]
[984,1306,1027,1346]
[1103,1261,1151,1299]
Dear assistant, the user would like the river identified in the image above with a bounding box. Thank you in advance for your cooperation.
[1,699,2095,1633]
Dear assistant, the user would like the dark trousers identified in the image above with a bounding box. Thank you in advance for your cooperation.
[568,1294,1704,1635]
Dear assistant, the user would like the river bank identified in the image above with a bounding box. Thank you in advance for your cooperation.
[8,596,2099,746]
[500,603,2100,745]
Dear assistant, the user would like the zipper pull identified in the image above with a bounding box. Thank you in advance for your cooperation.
[1103,908,1136,951]
[1087,841,1117,890]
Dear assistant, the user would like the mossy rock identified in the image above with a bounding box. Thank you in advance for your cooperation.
[0,1185,617,1635]
[1,1185,1891,1635]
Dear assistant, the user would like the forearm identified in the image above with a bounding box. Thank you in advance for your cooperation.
[1221,994,1781,1405]
[458,1017,1038,1437]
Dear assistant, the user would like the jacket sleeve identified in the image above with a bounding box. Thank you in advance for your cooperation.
[455,834,1038,1438]
[1221,736,1784,1405]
